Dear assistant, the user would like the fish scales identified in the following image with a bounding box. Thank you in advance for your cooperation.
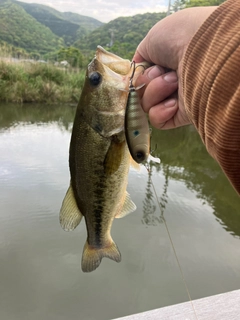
[59,46,137,273]
[70,118,129,248]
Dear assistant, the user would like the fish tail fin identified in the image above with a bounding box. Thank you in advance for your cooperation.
[81,240,121,273]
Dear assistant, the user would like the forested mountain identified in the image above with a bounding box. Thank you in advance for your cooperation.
[0,0,167,58]
[15,1,103,45]
[0,0,103,54]
[0,0,226,58]
[0,0,63,54]
[76,12,167,59]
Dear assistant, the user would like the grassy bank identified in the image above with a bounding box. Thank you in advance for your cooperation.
[0,59,86,104]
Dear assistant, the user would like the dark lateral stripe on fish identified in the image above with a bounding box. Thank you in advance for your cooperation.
[93,207,102,247]
[92,176,106,247]
[92,207,102,247]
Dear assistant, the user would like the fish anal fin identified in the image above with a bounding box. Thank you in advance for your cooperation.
[59,184,83,231]
[81,240,121,273]
[104,140,125,175]
[115,192,137,219]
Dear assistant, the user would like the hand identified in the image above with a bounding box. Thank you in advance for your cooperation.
[133,6,217,129]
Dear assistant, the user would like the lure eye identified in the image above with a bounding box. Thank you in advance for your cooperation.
[89,72,102,86]
[135,151,145,163]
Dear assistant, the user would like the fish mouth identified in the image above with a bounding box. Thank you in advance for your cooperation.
[85,46,141,138]
[96,46,131,75]
[88,46,150,92]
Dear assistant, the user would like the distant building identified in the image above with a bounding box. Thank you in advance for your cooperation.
[60,60,68,66]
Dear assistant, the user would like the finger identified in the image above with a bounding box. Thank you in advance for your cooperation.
[135,65,165,87]
[134,65,165,97]
[132,50,145,63]
[148,99,178,130]
[141,71,178,113]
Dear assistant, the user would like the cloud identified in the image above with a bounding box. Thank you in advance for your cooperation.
[20,0,169,22]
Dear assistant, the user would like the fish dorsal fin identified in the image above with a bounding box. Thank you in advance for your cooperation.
[115,192,136,219]
[59,184,83,231]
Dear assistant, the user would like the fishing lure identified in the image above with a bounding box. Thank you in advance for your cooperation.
[125,61,150,164]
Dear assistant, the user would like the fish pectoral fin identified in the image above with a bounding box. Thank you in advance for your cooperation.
[81,240,121,273]
[59,184,83,231]
[104,140,124,175]
[115,192,137,219]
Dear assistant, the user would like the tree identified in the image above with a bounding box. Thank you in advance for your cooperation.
[57,47,84,68]
[170,0,185,13]
[184,0,225,7]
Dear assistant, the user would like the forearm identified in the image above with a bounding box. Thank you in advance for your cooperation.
[182,0,240,194]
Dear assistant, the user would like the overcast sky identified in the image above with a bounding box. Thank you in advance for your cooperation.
[20,0,169,23]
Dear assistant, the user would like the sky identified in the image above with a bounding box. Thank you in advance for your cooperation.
[20,0,169,23]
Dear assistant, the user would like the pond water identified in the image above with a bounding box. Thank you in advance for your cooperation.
[0,103,240,320]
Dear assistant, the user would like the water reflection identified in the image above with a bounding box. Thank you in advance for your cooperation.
[1,103,239,237]
[142,163,169,226]
[142,164,158,226]
[0,102,76,131]
[0,103,240,320]
[149,127,240,237]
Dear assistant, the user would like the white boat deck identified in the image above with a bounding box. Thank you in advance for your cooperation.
[113,289,240,320]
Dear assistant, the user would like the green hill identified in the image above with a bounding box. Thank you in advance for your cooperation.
[76,12,166,58]
[15,1,103,45]
[0,0,104,54]
[0,0,63,54]
[61,12,103,31]
[0,0,166,59]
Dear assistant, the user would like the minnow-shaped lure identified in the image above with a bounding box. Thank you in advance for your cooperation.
[125,62,150,164]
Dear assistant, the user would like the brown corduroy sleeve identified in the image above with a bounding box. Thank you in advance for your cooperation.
[182,0,240,195]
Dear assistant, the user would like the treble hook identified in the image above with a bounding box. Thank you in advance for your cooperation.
[129,61,146,87]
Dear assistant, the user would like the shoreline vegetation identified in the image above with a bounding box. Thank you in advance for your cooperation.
[0,57,86,104]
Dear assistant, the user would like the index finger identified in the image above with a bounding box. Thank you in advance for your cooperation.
[132,50,146,64]
[134,65,165,98]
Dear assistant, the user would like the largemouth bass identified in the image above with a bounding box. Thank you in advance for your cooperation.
[60,46,140,273]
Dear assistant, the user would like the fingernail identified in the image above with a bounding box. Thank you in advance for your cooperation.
[164,99,176,108]
[164,72,178,83]
[147,66,164,79]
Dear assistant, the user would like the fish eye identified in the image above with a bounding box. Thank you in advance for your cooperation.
[89,72,102,86]
[135,151,145,163]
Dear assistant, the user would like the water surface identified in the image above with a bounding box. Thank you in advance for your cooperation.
[0,104,240,320]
